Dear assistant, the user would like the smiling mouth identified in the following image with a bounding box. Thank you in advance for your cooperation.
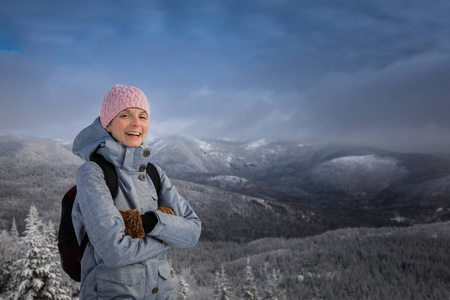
[126,132,141,137]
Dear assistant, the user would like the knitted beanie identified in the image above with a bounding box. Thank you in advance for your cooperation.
[100,84,150,128]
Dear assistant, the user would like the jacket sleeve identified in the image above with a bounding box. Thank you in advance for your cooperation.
[149,164,201,250]
[74,162,169,268]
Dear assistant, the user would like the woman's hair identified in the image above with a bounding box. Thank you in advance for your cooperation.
[100,84,150,128]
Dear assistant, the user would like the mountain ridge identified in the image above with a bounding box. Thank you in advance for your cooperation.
[146,135,450,224]
[1,132,449,233]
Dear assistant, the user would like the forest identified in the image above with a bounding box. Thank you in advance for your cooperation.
[1,204,449,299]
[168,221,450,299]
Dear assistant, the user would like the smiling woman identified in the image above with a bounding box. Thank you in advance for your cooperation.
[71,84,201,299]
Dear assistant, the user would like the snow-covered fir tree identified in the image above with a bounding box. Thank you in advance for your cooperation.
[214,270,221,299]
[179,276,190,299]
[10,218,19,238]
[0,230,15,294]
[6,205,70,300]
[264,269,286,300]
[1,218,26,295]
[214,265,234,300]
[41,220,71,299]
[170,264,190,299]
[241,258,260,300]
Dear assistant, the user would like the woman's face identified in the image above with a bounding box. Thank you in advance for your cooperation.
[106,108,149,147]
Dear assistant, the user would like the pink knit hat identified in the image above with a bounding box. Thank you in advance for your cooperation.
[100,84,150,128]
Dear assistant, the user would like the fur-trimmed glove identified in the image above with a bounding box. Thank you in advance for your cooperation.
[119,209,145,239]
[140,206,177,234]
[157,206,176,216]
[120,207,177,239]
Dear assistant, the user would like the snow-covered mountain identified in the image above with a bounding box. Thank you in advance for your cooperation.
[1,132,449,233]
[0,132,327,240]
[0,132,82,164]
[147,136,450,224]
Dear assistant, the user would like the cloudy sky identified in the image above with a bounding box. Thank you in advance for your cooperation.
[1,1,449,152]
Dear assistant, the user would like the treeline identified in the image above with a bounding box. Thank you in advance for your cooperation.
[0,206,288,300]
[169,222,450,299]
[2,205,450,299]
[172,179,329,242]
[0,157,79,231]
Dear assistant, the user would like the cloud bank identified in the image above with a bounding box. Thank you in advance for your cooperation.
[1,1,449,152]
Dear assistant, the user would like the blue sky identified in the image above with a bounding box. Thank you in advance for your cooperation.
[1,0,450,152]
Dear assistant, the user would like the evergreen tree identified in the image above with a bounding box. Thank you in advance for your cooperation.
[1,221,25,295]
[6,205,70,300]
[214,270,221,300]
[10,218,19,238]
[170,264,190,300]
[179,276,190,299]
[214,265,234,300]
[241,257,260,300]
[40,220,71,299]
[0,230,15,293]
[264,269,285,300]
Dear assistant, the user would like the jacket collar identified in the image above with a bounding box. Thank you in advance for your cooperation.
[73,117,152,170]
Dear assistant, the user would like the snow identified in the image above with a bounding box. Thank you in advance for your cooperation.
[391,216,408,223]
[244,139,269,150]
[207,175,248,185]
[148,139,167,154]
[219,138,235,142]
[297,143,314,147]
[249,197,271,209]
[312,154,408,198]
[52,139,71,146]
[194,139,213,152]
[328,155,394,168]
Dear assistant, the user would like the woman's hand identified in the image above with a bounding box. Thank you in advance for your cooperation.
[119,209,145,238]
[120,207,176,239]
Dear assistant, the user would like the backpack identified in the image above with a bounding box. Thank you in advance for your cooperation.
[57,152,161,282]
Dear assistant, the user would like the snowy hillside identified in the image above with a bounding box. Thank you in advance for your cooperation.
[1,132,449,231]
[148,136,450,224]
[0,133,329,241]
[310,155,408,199]
[0,132,82,165]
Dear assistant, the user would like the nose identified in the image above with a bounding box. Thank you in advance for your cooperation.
[131,115,141,126]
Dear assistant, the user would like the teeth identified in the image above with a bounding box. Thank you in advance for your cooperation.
[126,132,141,136]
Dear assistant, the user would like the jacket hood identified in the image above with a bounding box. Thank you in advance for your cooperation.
[72,117,114,161]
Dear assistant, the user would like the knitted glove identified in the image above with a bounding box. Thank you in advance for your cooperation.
[157,206,176,216]
[119,209,145,239]
[141,211,158,234]
[141,206,177,235]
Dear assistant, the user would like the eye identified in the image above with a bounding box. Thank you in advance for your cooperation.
[139,115,148,120]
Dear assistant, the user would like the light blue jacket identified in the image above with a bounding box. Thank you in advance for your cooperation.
[72,118,201,299]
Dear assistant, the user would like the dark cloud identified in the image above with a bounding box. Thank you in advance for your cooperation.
[0,0,449,152]
[287,52,450,151]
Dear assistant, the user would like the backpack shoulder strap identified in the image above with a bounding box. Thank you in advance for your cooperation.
[91,152,160,198]
[78,152,119,258]
[146,162,161,196]
[90,152,119,199]
[79,234,89,261]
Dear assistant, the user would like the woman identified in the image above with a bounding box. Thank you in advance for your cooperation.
[72,84,201,299]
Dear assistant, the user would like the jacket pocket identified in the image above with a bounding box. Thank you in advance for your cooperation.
[96,264,145,299]
[158,260,171,280]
